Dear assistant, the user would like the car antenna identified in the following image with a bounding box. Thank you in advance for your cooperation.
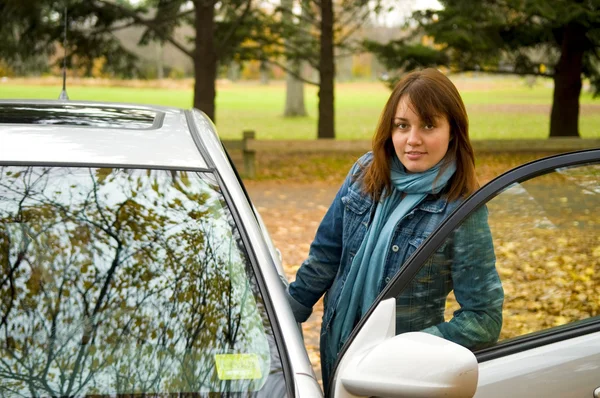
[58,6,69,100]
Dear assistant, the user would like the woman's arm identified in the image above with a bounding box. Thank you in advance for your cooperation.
[286,155,368,323]
[423,206,504,349]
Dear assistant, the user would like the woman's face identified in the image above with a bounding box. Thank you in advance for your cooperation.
[391,96,451,173]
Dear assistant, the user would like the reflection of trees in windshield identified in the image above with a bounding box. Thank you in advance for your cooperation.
[0,166,272,396]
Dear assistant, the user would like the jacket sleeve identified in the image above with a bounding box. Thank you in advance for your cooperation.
[422,205,504,349]
[286,155,368,323]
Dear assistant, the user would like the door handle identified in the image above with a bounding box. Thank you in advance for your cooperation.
[594,387,600,398]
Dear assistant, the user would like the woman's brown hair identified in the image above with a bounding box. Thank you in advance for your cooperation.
[361,68,478,202]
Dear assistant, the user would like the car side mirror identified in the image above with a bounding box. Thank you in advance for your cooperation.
[332,298,478,398]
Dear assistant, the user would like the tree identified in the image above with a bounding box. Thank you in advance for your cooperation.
[273,0,388,138]
[281,0,308,117]
[100,0,270,123]
[318,0,335,138]
[0,0,273,124]
[366,0,600,138]
[1,0,385,137]
[0,0,139,77]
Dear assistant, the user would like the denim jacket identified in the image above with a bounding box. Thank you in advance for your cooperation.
[287,153,504,388]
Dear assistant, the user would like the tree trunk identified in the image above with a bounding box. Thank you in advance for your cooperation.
[194,2,217,123]
[260,60,270,85]
[284,61,307,116]
[318,0,335,139]
[227,61,240,82]
[549,23,586,138]
[155,41,164,79]
[282,0,307,117]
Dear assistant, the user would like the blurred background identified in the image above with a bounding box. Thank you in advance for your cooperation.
[1,0,599,143]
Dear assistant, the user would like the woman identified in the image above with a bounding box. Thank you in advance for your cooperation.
[286,68,504,391]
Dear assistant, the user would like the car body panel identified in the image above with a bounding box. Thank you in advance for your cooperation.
[295,373,324,397]
[476,331,600,398]
[0,100,207,168]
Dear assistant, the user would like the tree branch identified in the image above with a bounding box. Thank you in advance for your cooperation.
[335,5,366,30]
[278,38,320,69]
[218,0,253,52]
[334,11,370,47]
[460,67,553,78]
[90,10,195,36]
[264,59,319,86]
[93,0,194,59]
[275,5,320,29]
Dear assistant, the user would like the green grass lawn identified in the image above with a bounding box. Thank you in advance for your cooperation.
[1,76,599,140]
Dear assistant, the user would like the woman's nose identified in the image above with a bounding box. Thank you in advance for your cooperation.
[407,129,422,146]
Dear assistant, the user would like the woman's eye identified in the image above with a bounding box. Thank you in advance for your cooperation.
[424,124,435,130]
[395,123,408,129]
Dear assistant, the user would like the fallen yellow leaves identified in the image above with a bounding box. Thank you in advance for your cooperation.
[489,217,599,340]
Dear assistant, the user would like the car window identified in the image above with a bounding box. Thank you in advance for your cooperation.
[390,161,600,349]
[0,166,285,397]
[0,104,161,129]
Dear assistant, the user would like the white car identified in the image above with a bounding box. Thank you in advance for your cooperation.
[0,100,599,398]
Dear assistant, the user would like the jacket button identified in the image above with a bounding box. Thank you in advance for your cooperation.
[385,277,391,283]
[391,245,399,252]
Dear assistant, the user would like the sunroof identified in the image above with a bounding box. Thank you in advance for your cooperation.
[0,104,162,129]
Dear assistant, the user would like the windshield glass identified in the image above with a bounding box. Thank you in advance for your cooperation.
[0,166,285,397]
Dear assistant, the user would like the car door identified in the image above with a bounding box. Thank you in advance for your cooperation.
[329,149,600,398]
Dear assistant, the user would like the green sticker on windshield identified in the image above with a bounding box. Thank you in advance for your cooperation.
[214,353,262,380]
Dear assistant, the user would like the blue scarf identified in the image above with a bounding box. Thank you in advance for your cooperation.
[327,156,456,360]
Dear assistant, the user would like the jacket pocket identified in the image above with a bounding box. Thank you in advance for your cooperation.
[341,188,372,245]
[341,188,371,215]
[407,236,448,259]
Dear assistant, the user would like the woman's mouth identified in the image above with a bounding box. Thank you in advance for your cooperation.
[405,151,426,160]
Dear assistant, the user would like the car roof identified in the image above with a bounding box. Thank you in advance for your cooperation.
[0,100,209,169]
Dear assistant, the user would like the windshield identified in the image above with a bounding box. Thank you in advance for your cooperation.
[0,166,285,397]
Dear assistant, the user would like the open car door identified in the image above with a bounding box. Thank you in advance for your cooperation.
[329,149,600,398]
